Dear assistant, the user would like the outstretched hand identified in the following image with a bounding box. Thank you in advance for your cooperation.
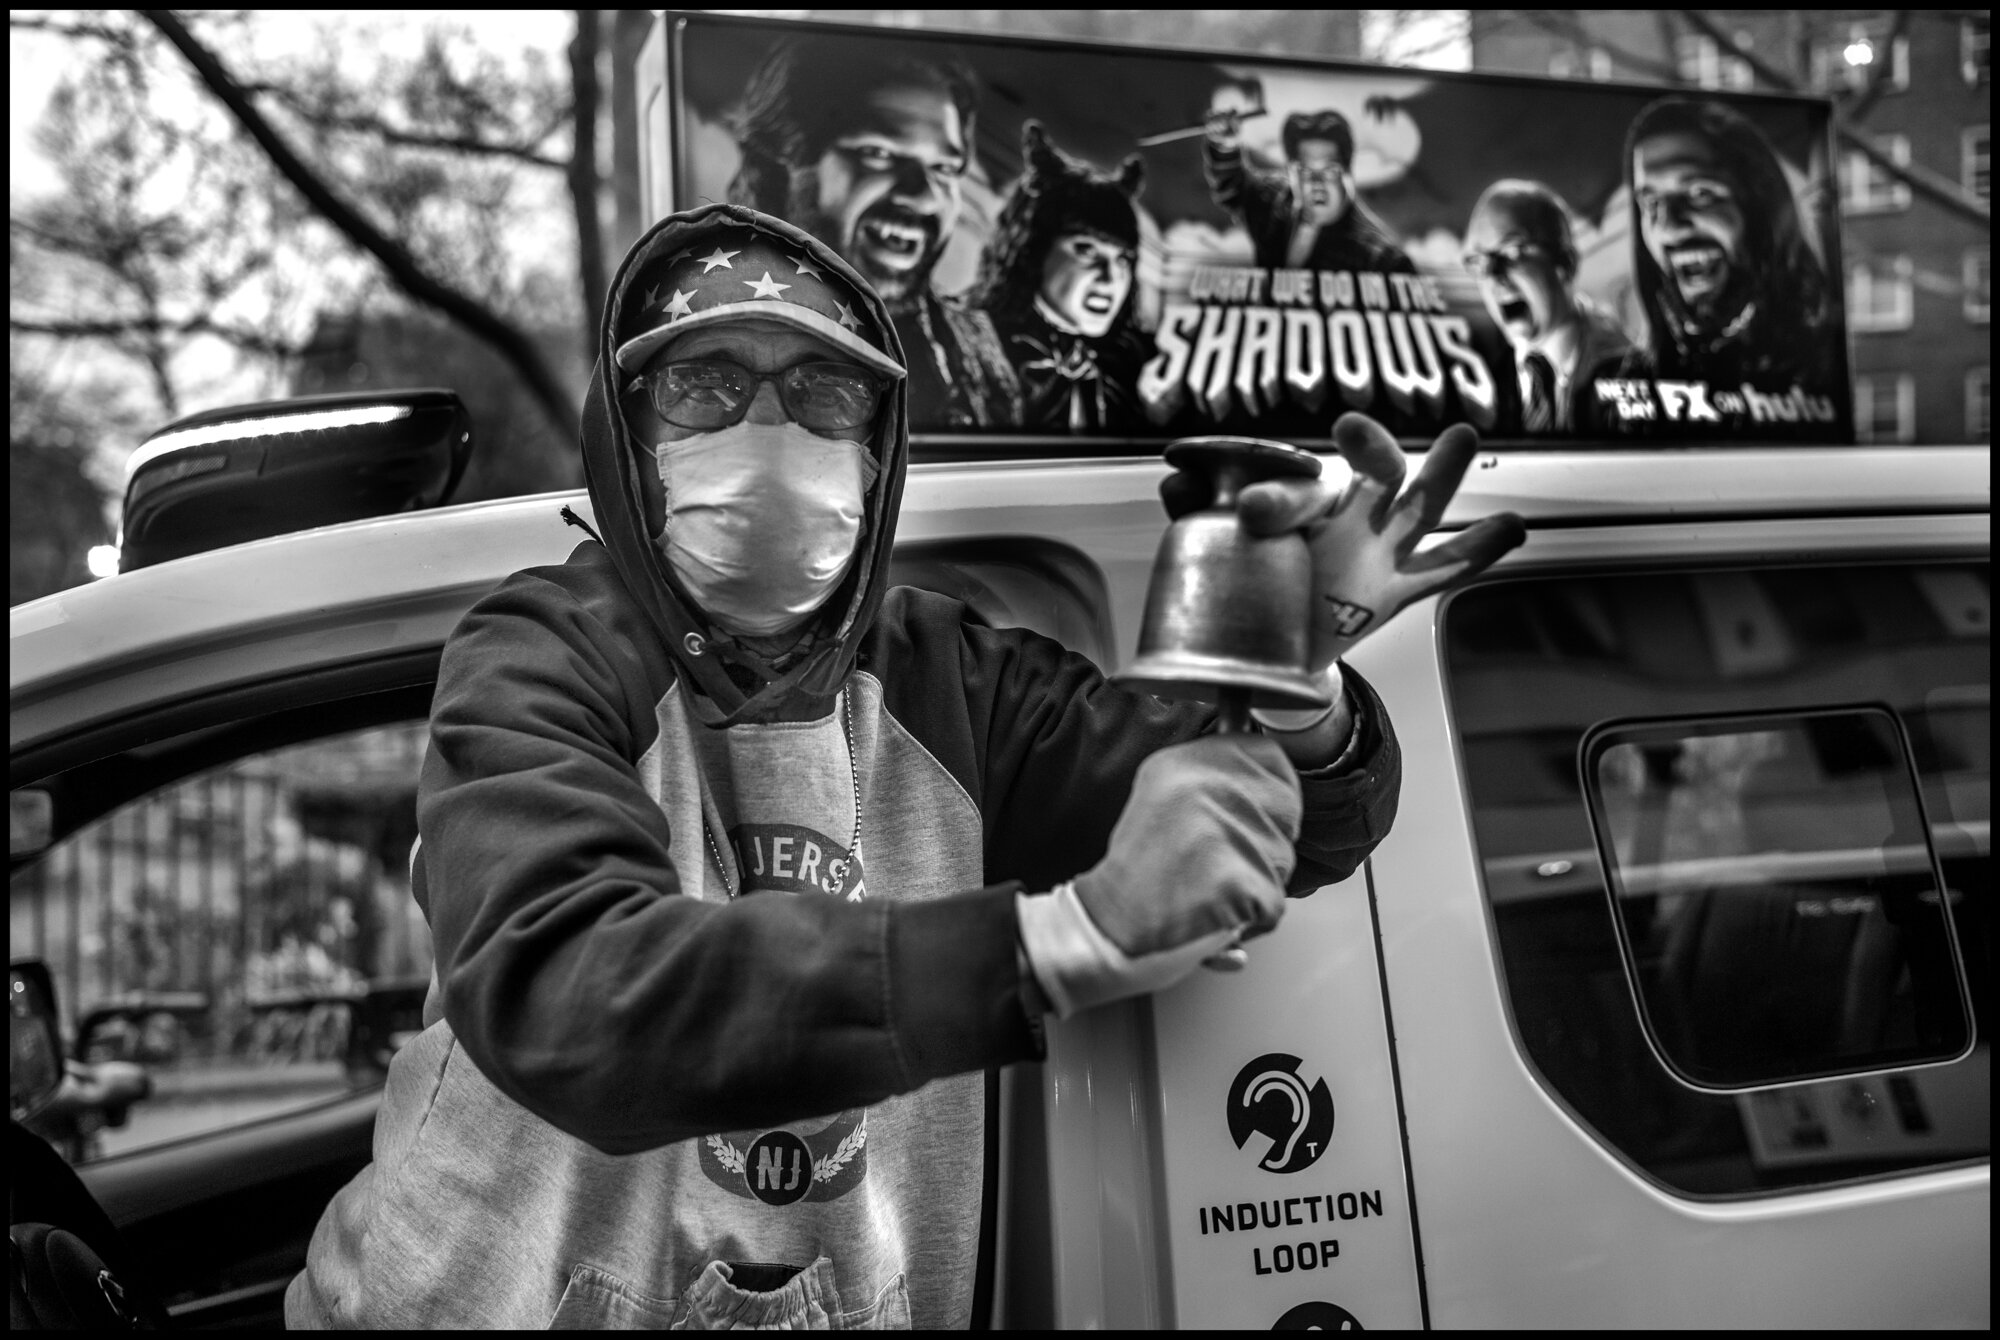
[1162,414,1527,675]
[1203,109,1244,151]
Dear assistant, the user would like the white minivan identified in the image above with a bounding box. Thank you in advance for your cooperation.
[9,389,1987,1327]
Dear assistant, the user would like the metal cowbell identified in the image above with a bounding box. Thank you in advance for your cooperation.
[1117,436,1332,713]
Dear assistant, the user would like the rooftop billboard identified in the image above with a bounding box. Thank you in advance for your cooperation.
[655,13,1852,453]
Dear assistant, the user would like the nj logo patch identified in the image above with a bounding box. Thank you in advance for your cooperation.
[730,823,866,901]
[699,1107,869,1205]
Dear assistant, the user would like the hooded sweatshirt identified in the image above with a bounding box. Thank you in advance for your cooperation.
[286,203,1402,1329]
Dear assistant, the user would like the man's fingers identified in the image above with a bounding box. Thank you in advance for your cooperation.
[1160,469,1211,521]
[1167,471,1341,534]
[1329,413,1408,493]
[1400,423,1483,534]
[1237,477,1339,536]
[1402,512,1528,580]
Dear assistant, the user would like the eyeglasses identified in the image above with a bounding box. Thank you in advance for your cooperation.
[1460,242,1550,279]
[627,358,890,434]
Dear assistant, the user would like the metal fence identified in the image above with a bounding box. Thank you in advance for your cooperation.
[9,723,433,1067]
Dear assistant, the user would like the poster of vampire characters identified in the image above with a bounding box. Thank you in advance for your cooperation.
[663,14,1853,452]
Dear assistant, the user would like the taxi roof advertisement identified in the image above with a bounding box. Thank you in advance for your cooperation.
[667,14,1853,454]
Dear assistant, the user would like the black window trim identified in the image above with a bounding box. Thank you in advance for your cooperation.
[11,652,441,796]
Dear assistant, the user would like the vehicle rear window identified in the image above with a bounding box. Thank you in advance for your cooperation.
[1580,708,1973,1090]
[1444,562,1989,1195]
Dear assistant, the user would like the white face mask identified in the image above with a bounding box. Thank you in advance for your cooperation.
[650,420,878,638]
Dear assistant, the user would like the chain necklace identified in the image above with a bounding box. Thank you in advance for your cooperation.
[702,690,862,900]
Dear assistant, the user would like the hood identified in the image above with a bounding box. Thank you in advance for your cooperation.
[580,202,910,725]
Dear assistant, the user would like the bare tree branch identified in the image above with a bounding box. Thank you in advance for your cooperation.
[9,217,83,250]
[10,212,203,272]
[1834,131,1988,226]
[9,14,130,43]
[11,314,299,358]
[139,9,582,439]
[1677,9,1988,226]
[1362,10,1471,66]
[241,79,571,170]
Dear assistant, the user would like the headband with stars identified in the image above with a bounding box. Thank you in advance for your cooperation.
[615,227,905,379]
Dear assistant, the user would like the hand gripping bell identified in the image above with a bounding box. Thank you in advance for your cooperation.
[1116,436,1333,969]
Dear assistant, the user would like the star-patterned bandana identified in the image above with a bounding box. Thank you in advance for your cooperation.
[614,227,905,379]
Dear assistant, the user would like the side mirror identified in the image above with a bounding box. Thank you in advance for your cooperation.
[116,387,474,572]
[10,788,53,860]
[10,959,64,1122]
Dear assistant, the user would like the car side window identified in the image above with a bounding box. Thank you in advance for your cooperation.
[1582,709,1973,1090]
[9,721,432,1164]
[1445,562,1989,1195]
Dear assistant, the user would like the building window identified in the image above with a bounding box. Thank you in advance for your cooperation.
[1969,368,1992,442]
[1812,18,1910,94]
[1964,126,1991,202]
[1966,16,1991,88]
[1854,373,1915,444]
[1968,249,1992,325]
[1841,136,1912,214]
[1848,256,1915,332]
[1676,32,1753,90]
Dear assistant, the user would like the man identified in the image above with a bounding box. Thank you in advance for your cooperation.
[1204,106,1416,275]
[1619,96,1838,418]
[729,36,1020,429]
[1462,180,1633,436]
[285,202,1523,1329]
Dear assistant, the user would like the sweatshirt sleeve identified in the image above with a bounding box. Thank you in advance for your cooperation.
[415,572,1038,1156]
[956,617,1402,897]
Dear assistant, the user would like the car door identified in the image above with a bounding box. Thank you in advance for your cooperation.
[1026,450,1989,1330]
[1384,518,1990,1328]
[12,669,437,1327]
[9,489,585,1327]
[11,476,1130,1327]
